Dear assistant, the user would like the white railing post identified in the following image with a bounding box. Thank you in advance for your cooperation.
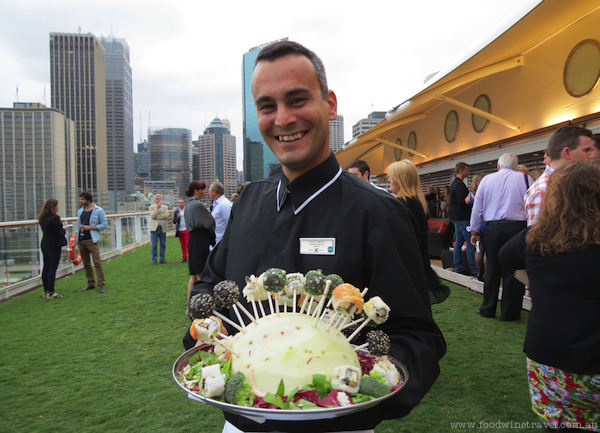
[37,225,44,279]
[116,217,123,256]
[135,214,143,247]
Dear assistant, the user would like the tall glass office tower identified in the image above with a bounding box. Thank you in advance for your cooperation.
[242,38,287,181]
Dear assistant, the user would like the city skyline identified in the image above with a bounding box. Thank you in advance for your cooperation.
[1,0,534,171]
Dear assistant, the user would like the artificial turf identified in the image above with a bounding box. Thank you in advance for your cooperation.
[0,238,539,432]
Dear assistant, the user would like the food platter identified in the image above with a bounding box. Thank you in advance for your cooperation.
[172,344,409,422]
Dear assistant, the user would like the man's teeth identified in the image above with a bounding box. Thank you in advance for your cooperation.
[278,133,304,142]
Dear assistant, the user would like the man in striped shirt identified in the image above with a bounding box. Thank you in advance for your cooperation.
[525,126,593,225]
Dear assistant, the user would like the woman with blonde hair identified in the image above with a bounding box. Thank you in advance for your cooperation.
[387,160,450,304]
[499,162,600,431]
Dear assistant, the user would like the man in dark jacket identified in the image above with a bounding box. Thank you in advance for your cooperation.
[449,162,477,276]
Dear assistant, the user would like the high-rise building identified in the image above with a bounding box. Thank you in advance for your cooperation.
[198,117,237,198]
[148,127,192,197]
[352,111,386,138]
[329,115,345,152]
[0,104,76,221]
[50,32,108,192]
[101,36,134,193]
[242,38,288,182]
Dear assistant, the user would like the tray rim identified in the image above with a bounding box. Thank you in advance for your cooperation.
[172,343,409,421]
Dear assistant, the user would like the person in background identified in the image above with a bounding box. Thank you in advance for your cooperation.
[499,161,600,432]
[529,168,544,181]
[525,126,593,225]
[388,160,450,304]
[348,159,390,194]
[591,133,600,169]
[38,198,69,299]
[77,191,108,293]
[184,181,215,316]
[465,172,487,281]
[425,185,438,218]
[149,195,169,265]
[450,162,478,276]
[230,193,239,202]
[543,149,551,166]
[208,182,233,248]
[173,198,189,263]
[470,153,531,321]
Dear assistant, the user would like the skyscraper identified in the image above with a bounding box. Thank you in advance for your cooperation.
[329,115,345,152]
[50,32,108,192]
[0,104,76,221]
[352,111,386,138]
[101,36,134,193]
[198,117,237,198]
[242,38,287,182]
[148,127,192,197]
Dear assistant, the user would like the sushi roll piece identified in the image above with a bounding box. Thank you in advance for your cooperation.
[201,364,226,398]
[373,358,401,388]
[362,296,390,325]
[190,317,223,342]
[331,365,361,394]
[326,274,344,294]
[284,272,305,297]
[189,293,216,320]
[214,280,240,309]
[260,268,287,293]
[332,283,364,315]
[304,269,327,296]
[243,275,268,301]
[366,330,391,357]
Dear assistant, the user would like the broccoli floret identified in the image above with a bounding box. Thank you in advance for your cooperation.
[224,372,255,406]
[369,369,388,385]
[359,372,390,398]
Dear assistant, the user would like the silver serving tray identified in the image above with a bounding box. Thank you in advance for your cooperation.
[173,344,409,422]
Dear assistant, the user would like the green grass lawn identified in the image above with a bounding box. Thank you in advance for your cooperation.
[0,238,540,432]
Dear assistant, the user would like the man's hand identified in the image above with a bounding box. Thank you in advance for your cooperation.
[470,234,480,246]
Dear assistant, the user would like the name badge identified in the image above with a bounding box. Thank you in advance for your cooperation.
[299,238,336,255]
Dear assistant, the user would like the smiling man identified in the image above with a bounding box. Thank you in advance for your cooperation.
[184,41,445,433]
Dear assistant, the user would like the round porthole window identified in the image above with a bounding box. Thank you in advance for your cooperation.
[444,111,459,142]
[472,95,491,133]
[407,132,417,157]
[564,40,600,97]
[395,138,403,161]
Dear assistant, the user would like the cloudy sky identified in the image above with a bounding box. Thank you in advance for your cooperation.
[1,0,533,170]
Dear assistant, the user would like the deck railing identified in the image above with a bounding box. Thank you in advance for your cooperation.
[0,212,174,299]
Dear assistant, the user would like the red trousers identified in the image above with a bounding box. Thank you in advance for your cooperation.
[177,230,189,260]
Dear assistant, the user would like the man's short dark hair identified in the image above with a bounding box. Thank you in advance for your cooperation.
[210,182,225,196]
[547,126,593,161]
[348,160,370,176]
[454,162,469,175]
[255,41,328,100]
[79,191,93,202]
[592,133,600,150]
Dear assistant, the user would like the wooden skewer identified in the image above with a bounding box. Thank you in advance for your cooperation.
[250,297,259,321]
[326,311,339,331]
[340,316,365,331]
[293,290,297,314]
[306,296,315,316]
[218,332,232,341]
[299,294,309,315]
[236,302,258,325]
[267,293,275,315]
[231,305,246,329]
[216,341,240,358]
[312,281,331,326]
[354,342,368,351]
[258,299,266,318]
[274,295,280,316]
[212,311,245,333]
[346,317,372,342]
[361,287,369,297]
